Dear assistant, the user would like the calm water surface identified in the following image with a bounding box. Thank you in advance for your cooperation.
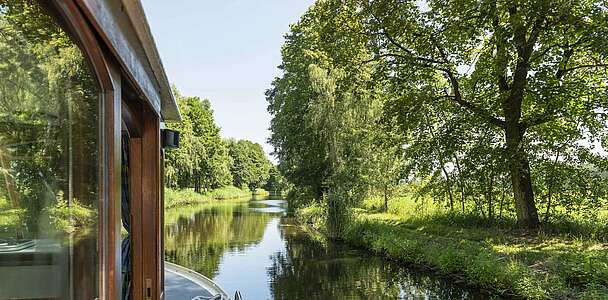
[164,197,486,299]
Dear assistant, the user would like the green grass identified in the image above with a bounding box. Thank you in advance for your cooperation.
[0,198,25,239]
[296,196,608,299]
[252,188,270,196]
[45,193,96,234]
[209,186,253,200]
[165,186,261,208]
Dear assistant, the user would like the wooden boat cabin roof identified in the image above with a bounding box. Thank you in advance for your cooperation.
[79,0,181,122]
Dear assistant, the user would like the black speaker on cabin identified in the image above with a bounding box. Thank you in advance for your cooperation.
[161,129,180,149]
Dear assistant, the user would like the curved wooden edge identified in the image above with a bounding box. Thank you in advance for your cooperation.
[164,261,231,300]
[43,1,121,299]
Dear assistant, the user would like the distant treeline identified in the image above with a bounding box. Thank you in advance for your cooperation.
[164,88,285,194]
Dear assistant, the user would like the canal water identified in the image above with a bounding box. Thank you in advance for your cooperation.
[164,196,485,299]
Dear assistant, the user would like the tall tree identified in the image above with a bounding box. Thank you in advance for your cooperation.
[268,1,386,237]
[360,0,608,228]
[226,139,272,191]
[165,90,232,192]
[265,165,287,194]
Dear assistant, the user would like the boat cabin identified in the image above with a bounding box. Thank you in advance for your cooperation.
[0,0,180,299]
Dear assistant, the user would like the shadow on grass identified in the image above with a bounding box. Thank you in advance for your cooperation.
[342,212,608,299]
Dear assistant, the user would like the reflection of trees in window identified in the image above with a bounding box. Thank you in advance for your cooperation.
[0,0,99,240]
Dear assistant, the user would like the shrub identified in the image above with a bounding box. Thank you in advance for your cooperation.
[45,192,96,234]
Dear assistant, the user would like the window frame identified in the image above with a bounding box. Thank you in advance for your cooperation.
[44,1,123,299]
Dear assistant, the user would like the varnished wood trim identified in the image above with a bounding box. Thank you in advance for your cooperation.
[142,108,162,299]
[129,137,144,300]
[106,60,123,300]
[44,1,119,299]
[72,0,163,117]
[122,99,142,138]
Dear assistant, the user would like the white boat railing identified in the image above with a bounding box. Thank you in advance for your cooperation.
[165,261,231,300]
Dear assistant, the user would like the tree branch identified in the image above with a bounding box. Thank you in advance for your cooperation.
[492,1,510,92]
[369,10,444,66]
[560,63,608,74]
[443,68,506,127]
[429,36,506,128]
[524,113,559,128]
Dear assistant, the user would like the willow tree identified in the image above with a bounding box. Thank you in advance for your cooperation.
[360,0,608,228]
[164,90,232,192]
[268,1,383,237]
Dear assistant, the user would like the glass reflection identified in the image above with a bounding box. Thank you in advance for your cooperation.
[0,1,100,299]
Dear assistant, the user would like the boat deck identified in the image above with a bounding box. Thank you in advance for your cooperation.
[164,262,229,300]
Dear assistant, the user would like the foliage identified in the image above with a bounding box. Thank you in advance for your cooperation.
[359,0,608,228]
[164,188,210,208]
[209,185,252,200]
[0,0,99,239]
[44,192,96,234]
[226,139,272,191]
[164,89,277,198]
[0,198,24,239]
[165,90,232,192]
[267,1,388,238]
[252,188,269,196]
[296,199,608,299]
[270,0,608,233]
[264,165,288,194]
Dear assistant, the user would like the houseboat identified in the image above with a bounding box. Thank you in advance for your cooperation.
[0,0,229,299]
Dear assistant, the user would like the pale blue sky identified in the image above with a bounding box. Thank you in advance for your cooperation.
[142,1,316,160]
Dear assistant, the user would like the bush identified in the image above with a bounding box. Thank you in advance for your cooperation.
[165,188,211,208]
[45,192,96,234]
[252,188,269,196]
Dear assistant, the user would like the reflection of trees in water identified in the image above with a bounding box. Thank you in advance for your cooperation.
[165,203,484,299]
[268,218,481,300]
[164,202,272,277]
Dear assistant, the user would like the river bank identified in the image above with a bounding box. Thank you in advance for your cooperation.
[164,196,486,299]
[295,201,608,299]
[165,186,269,208]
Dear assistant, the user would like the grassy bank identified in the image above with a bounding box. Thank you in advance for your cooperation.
[165,186,258,208]
[252,188,270,196]
[296,197,608,299]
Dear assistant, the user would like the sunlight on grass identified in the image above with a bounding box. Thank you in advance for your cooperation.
[165,186,256,208]
[297,195,608,299]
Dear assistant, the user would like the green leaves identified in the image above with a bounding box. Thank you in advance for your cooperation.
[165,90,232,191]
[226,139,272,192]
[269,0,608,228]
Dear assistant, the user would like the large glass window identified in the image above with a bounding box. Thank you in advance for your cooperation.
[0,1,100,299]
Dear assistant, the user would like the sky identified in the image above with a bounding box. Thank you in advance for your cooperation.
[142,1,316,161]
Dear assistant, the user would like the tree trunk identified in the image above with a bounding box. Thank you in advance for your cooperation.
[383,185,388,212]
[499,10,542,229]
[504,122,539,228]
[487,169,495,225]
[0,149,19,208]
[453,155,466,213]
[544,151,561,223]
[499,188,506,219]
[423,113,455,211]
[440,163,454,211]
